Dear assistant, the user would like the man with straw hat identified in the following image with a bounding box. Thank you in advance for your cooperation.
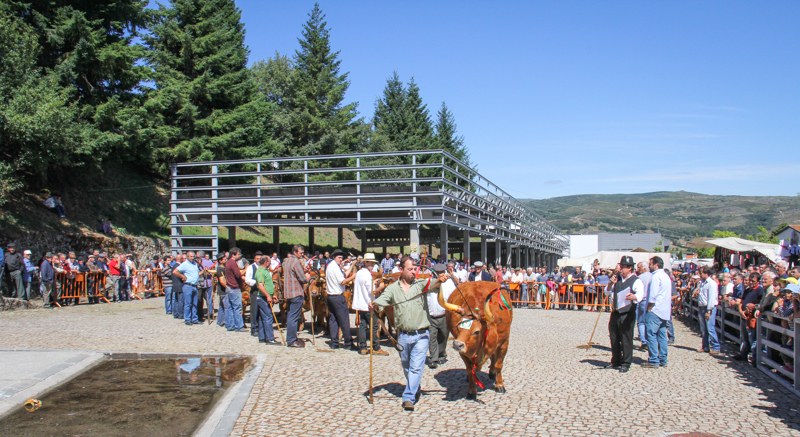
[352,253,388,356]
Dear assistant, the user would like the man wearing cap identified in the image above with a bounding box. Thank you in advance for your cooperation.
[603,256,645,373]
[4,243,24,299]
[352,253,389,356]
[41,253,57,307]
[244,251,263,335]
[469,261,492,282]
[392,261,401,274]
[326,249,356,350]
[21,250,37,301]
[427,260,458,368]
[370,256,448,411]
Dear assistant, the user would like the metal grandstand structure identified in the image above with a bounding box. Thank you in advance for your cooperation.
[169,150,567,269]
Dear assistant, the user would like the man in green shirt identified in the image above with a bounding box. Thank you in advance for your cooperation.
[371,256,448,411]
[254,256,280,345]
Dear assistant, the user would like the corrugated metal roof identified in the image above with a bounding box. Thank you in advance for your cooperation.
[597,233,670,252]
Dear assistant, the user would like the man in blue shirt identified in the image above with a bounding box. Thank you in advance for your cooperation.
[173,251,201,325]
[644,256,672,368]
[40,253,56,307]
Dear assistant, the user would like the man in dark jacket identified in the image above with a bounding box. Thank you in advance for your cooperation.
[4,243,25,299]
[40,253,57,308]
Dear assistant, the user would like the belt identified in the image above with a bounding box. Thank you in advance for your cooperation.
[399,328,428,335]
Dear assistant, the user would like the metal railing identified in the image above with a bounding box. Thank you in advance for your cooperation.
[169,150,567,256]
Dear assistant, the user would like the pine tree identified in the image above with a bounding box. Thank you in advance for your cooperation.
[403,78,433,151]
[291,3,359,158]
[372,71,408,148]
[142,0,272,174]
[434,102,470,166]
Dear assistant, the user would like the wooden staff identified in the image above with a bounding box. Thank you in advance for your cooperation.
[369,275,375,404]
[268,296,286,345]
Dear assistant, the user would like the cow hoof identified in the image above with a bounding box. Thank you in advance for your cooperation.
[466,393,477,400]
[495,387,506,394]
[488,373,496,382]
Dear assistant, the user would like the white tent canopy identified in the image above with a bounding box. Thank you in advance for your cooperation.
[557,251,674,270]
[704,237,781,263]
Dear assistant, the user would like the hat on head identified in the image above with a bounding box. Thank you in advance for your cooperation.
[23,250,31,255]
[216,252,226,260]
[781,277,799,285]
[619,256,635,267]
[45,252,53,258]
[254,251,263,256]
[514,267,520,271]
[692,274,700,279]
[6,242,15,248]
[474,261,484,267]
[781,283,800,294]
[331,249,345,258]
[363,253,377,262]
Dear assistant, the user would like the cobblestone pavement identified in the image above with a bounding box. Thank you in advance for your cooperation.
[1,300,799,436]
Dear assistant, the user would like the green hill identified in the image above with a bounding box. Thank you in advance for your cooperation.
[523,191,800,243]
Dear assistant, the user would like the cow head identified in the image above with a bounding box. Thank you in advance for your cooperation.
[450,293,496,361]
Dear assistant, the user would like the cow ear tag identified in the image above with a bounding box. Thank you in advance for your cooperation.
[459,318,473,329]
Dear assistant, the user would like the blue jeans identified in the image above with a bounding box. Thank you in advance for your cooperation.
[645,312,669,366]
[217,293,227,326]
[183,284,198,324]
[285,295,304,344]
[173,286,184,319]
[255,296,275,342]
[636,300,648,346]
[698,307,719,352]
[204,287,214,321]
[398,330,430,403]
[225,287,244,331]
[521,284,529,305]
[667,318,675,342]
[164,286,173,314]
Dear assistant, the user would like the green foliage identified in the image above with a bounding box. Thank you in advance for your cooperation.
[0,162,23,206]
[696,247,715,258]
[711,230,739,238]
[434,102,470,165]
[141,0,273,175]
[652,239,664,252]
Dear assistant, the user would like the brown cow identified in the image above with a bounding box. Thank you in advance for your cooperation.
[442,281,513,400]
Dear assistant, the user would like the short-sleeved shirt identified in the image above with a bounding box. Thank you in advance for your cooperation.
[352,267,374,312]
[214,267,227,295]
[177,260,200,285]
[374,278,435,332]
[326,261,346,296]
[254,266,275,297]
[428,278,456,317]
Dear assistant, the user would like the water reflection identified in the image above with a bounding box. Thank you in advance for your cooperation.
[0,356,252,437]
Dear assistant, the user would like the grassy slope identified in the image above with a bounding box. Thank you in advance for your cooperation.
[524,191,800,242]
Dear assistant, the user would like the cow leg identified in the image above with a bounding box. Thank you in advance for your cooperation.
[460,354,478,400]
[490,349,508,394]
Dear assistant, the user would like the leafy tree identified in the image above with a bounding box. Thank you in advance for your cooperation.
[0,11,84,191]
[141,0,273,175]
[711,230,739,238]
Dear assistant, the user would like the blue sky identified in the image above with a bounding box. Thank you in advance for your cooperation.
[233,1,799,198]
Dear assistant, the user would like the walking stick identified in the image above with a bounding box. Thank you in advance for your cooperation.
[578,290,605,350]
[268,297,286,345]
[369,277,375,405]
[307,284,316,346]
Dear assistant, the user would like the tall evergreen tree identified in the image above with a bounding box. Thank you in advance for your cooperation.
[434,102,470,165]
[141,0,272,174]
[403,78,433,151]
[371,71,408,148]
[290,3,359,158]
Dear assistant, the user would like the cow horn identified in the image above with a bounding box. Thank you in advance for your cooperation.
[484,297,494,324]
[438,286,461,313]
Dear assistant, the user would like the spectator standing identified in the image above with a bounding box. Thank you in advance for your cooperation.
[524,267,537,308]
[326,249,356,350]
[253,256,280,345]
[469,261,492,282]
[635,262,653,352]
[510,267,524,308]
[603,257,644,373]
[40,253,56,307]
[174,251,201,325]
[161,256,174,315]
[381,253,395,274]
[214,252,228,327]
[694,267,720,355]
[0,248,4,296]
[352,254,387,356]
[197,251,215,323]
[4,243,24,299]
[269,253,281,273]
[106,254,123,303]
[224,248,247,332]
[283,245,311,347]
[427,260,458,368]
[21,250,37,301]
[171,254,185,319]
[644,256,671,368]
[244,252,263,335]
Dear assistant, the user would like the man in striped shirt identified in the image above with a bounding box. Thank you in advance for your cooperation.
[284,244,311,348]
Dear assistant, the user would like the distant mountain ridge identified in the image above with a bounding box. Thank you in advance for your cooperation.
[523,191,800,243]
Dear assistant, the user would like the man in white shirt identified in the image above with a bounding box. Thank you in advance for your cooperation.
[456,263,469,284]
[644,256,672,368]
[427,261,458,368]
[603,256,645,373]
[244,252,263,336]
[391,261,402,274]
[352,253,388,356]
[326,249,356,350]
[510,267,525,308]
[269,253,281,272]
[694,267,720,354]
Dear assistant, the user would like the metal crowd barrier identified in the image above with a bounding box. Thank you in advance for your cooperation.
[756,311,799,396]
[131,271,164,297]
[55,272,108,304]
[503,282,612,310]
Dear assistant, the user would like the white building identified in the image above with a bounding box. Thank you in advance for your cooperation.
[569,233,671,258]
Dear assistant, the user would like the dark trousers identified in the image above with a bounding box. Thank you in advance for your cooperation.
[250,290,258,333]
[9,270,23,300]
[173,287,184,319]
[357,311,381,351]
[327,294,352,347]
[197,286,209,321]
[609,309,636,368]
[255,296,275,342]
[428,314,448,362]
[285,296,304,345]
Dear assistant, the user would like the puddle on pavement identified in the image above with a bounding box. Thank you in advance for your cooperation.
[0,356,252,437]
